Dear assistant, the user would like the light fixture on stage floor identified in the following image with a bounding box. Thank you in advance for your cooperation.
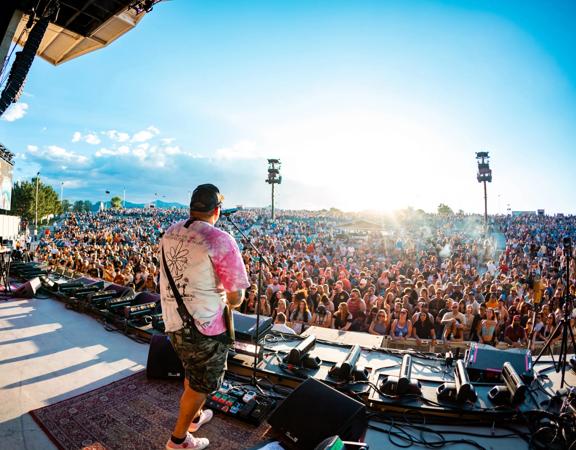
[488,361,527,405]
[381,354,421,396]
[285,335,320,369]
[329,344,368,382]
[437,359,477,403]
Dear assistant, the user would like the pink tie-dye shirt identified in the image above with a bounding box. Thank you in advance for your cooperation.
[160,219,249,335]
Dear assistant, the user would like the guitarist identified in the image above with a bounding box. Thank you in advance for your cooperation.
[161,183,249,450]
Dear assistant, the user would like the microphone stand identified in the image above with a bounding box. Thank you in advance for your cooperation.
[534,237,576,388]
[224,213,271,389]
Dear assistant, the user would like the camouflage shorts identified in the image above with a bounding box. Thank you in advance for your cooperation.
[167,327,228,394]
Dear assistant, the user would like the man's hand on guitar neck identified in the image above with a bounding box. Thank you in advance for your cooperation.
[226,290,245,309]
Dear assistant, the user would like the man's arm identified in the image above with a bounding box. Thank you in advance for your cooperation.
[441,313,455,325]
[226,290,245,309]
[503,326,514,345]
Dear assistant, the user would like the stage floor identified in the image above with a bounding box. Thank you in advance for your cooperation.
[1,292,575,450]
[0,293,148,449]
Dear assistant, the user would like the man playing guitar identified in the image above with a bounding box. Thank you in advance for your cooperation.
[160,184,249,450]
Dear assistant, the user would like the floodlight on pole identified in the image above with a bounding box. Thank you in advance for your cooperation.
[266,159,282,220]
[35,171,40,237]
[476,152,492,230]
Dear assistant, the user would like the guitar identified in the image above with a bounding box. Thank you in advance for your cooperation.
[223,303,235,342]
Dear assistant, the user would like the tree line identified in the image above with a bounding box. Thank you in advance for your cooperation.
[11,178,124,223]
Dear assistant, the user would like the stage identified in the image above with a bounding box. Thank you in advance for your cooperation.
[1,288,575,449]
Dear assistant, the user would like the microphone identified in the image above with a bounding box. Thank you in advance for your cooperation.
[221,207,241,216]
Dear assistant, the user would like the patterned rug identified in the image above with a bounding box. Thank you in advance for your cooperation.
[29,371,272,450]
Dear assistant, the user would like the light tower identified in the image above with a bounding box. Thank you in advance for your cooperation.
[476,152,492,230]
[266,159,282,220]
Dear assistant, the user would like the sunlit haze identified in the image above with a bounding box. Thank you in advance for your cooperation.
[1,0,576,213]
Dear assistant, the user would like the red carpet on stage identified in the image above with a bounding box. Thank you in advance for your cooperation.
[29,372,271,450]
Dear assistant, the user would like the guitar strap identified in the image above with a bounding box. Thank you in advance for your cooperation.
[161,244,232,345]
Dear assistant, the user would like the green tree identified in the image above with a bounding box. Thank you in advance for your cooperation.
[73,200,85,212]
[83,200,93,212]
[12,178,62,222]
[437,203,454,215]
[111,196,122,209]
[61,199,71,213]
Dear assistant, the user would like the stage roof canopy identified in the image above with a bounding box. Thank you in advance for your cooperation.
[12,0,146,65]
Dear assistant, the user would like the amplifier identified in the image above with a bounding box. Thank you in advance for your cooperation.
[233,311,273,342]
[464,343,533,382]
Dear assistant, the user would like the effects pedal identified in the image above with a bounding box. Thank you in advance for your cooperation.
[205,382,276,425]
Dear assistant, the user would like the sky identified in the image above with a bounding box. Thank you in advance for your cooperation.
[1,0,576,214]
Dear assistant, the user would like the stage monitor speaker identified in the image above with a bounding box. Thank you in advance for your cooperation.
[233,311,273,342]
[268,377,366,450]
[14,277,41,298]
[146,334,184,380]
[465,343,533,382]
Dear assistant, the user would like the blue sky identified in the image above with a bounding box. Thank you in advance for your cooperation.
[1,0,576,213]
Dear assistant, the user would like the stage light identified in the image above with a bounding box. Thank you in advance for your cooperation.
[502,361,527,404]
[488,362,526,405]
[124,301,157,320]
[437,359,477,403]
[475,151,492,228]
[329,344,367,381]
[341,344,362,379]
[266,159,282,220]
[286,335,320,369]
[381,354,422,396]
[455,359,477,403]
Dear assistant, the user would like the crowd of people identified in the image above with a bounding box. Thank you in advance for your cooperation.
[35,208,576,349]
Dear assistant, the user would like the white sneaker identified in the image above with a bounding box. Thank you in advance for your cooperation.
[166,432,209,450]
[188,409,214,433]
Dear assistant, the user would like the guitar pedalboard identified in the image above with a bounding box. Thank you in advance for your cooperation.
[205,380,277,425]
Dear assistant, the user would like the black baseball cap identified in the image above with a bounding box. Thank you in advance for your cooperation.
[190,184,224,212]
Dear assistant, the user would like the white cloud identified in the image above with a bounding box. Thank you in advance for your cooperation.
[94,145,130,157]
[27,145,38,153]
[95,147,117,157]
[215,140,263,160]
[104,130,130,143]
[62,179,85,188]
[163,145,182,155]
[132,143,149,159]
[84,133,101,145]
[131,126,160,143]
[160,138,176,145]
[45,145,89,164]
[1,102,29,122]
[72,131,101,145]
